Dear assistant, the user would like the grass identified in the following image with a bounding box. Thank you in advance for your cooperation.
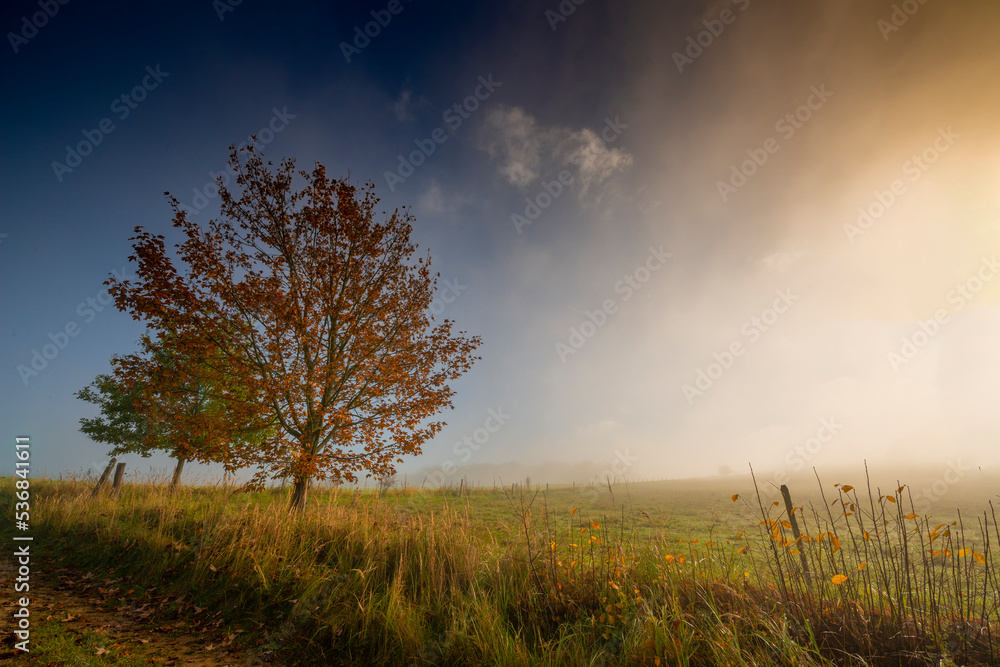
[2,467,998,665]
[20,621,150,666]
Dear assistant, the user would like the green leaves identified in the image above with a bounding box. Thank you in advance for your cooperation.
[76,371,152,457]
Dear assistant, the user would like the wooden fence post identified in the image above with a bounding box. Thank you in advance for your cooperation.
[91,458,117,497]
[779,484,812,585]
[111,462,127,496]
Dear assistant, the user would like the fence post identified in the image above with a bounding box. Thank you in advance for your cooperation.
[91,458,117,497]
[111,462,127,496]
[780,484,812,585]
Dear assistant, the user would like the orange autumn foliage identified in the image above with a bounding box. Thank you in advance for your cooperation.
[110,329,275,474]
[108,144,482,509]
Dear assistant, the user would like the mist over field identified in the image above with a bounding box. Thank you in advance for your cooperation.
[2,0,999,488]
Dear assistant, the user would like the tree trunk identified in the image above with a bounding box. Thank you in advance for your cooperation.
[170,456,186,489]
[290,474,310,511]
[290,432,320,511]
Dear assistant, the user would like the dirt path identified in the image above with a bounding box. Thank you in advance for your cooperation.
[1,556,262,665]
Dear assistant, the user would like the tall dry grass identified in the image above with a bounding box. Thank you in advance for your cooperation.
[2,470,997,665]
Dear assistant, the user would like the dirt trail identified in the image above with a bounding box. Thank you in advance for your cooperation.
[1,556,260,665]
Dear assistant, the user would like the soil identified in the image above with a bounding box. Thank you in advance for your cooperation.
[0,555,262,665]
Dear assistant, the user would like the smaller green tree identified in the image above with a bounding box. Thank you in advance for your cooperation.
[76,368,157,473]
[79,331,276,488]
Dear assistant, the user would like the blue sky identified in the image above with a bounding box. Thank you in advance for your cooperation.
[3,0,999,486]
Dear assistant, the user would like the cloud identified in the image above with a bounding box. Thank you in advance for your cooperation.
[416,180,474,217]
[576,419,619,437]
[562,127,634,197]
[393,89,416,122]
[418,181,445,213]
[479,106,545,187]
[479,105,633,198]
[760,250,805,272]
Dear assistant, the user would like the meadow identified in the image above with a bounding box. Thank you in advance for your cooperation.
[2,465,998,665]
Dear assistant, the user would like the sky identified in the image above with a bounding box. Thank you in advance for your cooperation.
[2,0,999,487]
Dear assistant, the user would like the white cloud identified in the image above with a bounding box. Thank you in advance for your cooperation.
[479,105,633,198]
[393,89,415,122]
[479,106,545,187]
[760,250,805,272]
[576,419,620,436]
[417,180,474,217]
[418,181,445,213]
[562,128,634,197]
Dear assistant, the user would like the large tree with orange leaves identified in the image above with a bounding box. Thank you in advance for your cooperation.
[108,145,482,509]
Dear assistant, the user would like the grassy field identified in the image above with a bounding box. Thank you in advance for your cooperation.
[2,466,999,665]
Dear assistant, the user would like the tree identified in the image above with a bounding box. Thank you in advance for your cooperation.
[377,472,398,493]
[78,329,275,488]
[107,144,482,509]
[110,329,277,485]
[77,369,151,465]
